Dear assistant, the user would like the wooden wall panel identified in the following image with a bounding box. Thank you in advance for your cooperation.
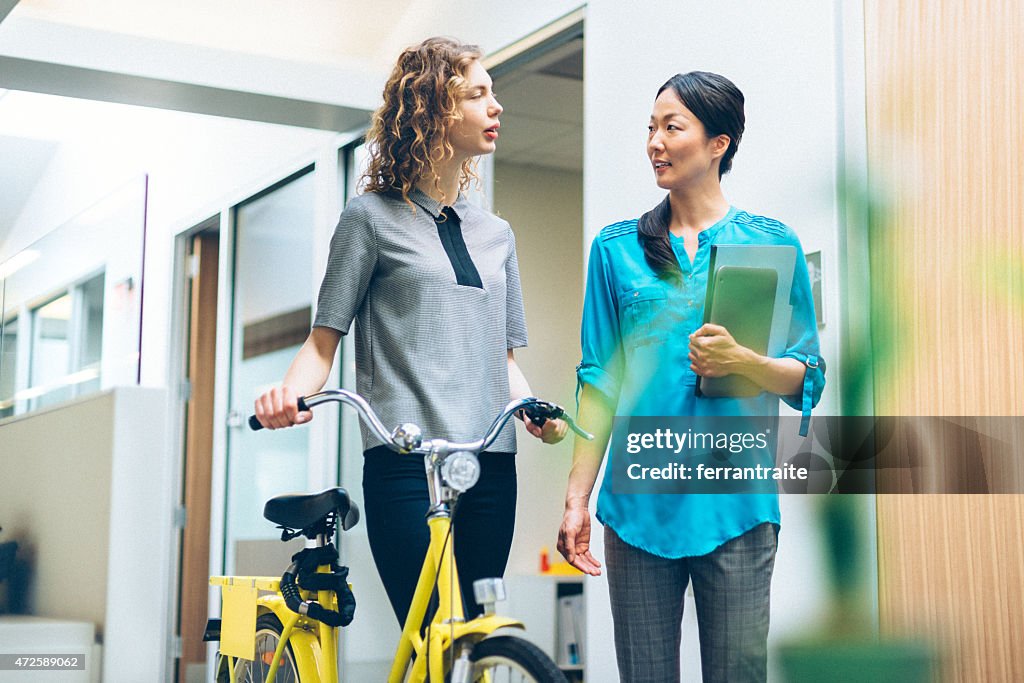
[864,1,1024,680]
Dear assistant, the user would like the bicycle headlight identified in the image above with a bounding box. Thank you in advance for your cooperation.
[441,451,480,492]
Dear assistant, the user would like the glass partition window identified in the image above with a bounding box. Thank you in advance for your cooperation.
[30,293,73,408]
[25,272,105,411]
[0,316,17,419]
[78,273,104,373]
[224,168,315,574]
[0,175,145,418]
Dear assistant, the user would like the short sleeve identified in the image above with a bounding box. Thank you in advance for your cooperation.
[504,227,529,349]
[577,237,625,406]
[779,238,826,412]
[313,199,378,334]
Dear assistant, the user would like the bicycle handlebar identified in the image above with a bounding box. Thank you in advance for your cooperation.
[249,389,594,451]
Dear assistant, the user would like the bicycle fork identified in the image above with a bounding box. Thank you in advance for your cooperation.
[389,515,524,683]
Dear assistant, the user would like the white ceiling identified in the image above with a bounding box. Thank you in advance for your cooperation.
[493,38,583,172]
[2,0,583,81]
[0,132,58,233]
[10,0,417,66]
[0,1,583,242]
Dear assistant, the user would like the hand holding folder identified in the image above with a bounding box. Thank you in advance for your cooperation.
[695,245,796,398]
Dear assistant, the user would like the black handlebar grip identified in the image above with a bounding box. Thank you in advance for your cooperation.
[249,396,311,431]
[523,402,563,427]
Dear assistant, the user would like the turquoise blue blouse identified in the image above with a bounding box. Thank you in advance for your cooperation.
[578,207,825,558]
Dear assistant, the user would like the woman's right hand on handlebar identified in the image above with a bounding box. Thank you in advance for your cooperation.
[254,385,312,429]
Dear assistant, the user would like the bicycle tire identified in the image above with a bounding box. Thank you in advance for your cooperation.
[456,635,569,683]
[216,613,300,682]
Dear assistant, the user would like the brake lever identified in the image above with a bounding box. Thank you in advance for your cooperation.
[521,400,595,441]
[564,415,595,440]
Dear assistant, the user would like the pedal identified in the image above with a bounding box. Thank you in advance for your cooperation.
[202,618,221,642]
[472,577,507,615]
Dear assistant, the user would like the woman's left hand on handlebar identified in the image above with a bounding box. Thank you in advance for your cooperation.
[254,385,312,430]
[688,323,752,378]
[525,416,568,444]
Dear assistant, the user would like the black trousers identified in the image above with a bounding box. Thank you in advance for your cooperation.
[362,446,517,626]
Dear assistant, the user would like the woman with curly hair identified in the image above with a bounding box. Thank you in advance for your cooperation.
[254,36,566,625]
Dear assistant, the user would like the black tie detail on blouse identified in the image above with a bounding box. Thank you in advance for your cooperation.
[435,207,484,288]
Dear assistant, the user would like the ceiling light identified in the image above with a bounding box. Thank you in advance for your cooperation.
[0,250,40,279]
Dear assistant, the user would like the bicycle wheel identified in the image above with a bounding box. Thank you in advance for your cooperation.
[458,636,568,683]
[223,613,299,683]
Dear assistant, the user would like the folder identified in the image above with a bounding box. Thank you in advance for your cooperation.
[696,245,796,398]
[556,594,584,666]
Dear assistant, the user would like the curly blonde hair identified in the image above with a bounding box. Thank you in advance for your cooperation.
[360,37,483,205]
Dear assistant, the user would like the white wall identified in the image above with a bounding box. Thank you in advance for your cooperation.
[583,1,854,680]
[493,162,584,577]
[0,107,342,675]
[0,94,331,257]
[0,92,343,389]
[0,387,172,682]
[0,393,114,627]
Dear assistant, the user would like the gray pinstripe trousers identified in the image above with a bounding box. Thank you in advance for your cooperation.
[604,522,778,683]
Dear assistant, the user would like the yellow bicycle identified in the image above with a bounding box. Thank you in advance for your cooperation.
[206,389,592,682]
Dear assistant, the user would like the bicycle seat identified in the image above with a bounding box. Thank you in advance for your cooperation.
[264,487,359,532]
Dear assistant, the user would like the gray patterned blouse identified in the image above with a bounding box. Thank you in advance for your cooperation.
[314,187,528,452]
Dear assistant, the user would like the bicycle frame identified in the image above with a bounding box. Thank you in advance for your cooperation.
[212,514,523,683]
[211,562,341,681]
[212,390,592,682]
[389,510,525,683]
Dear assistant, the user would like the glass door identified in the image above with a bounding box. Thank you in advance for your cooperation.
[223,167,316,573]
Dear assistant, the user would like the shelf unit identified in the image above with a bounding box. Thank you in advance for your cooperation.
[503,573,586,681]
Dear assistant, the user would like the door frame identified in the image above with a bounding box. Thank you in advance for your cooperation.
[166,211,232,679]
[171,220,221,683]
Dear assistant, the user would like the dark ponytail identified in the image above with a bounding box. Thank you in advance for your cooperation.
[637,195,678,281]
[639,71,745,281]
